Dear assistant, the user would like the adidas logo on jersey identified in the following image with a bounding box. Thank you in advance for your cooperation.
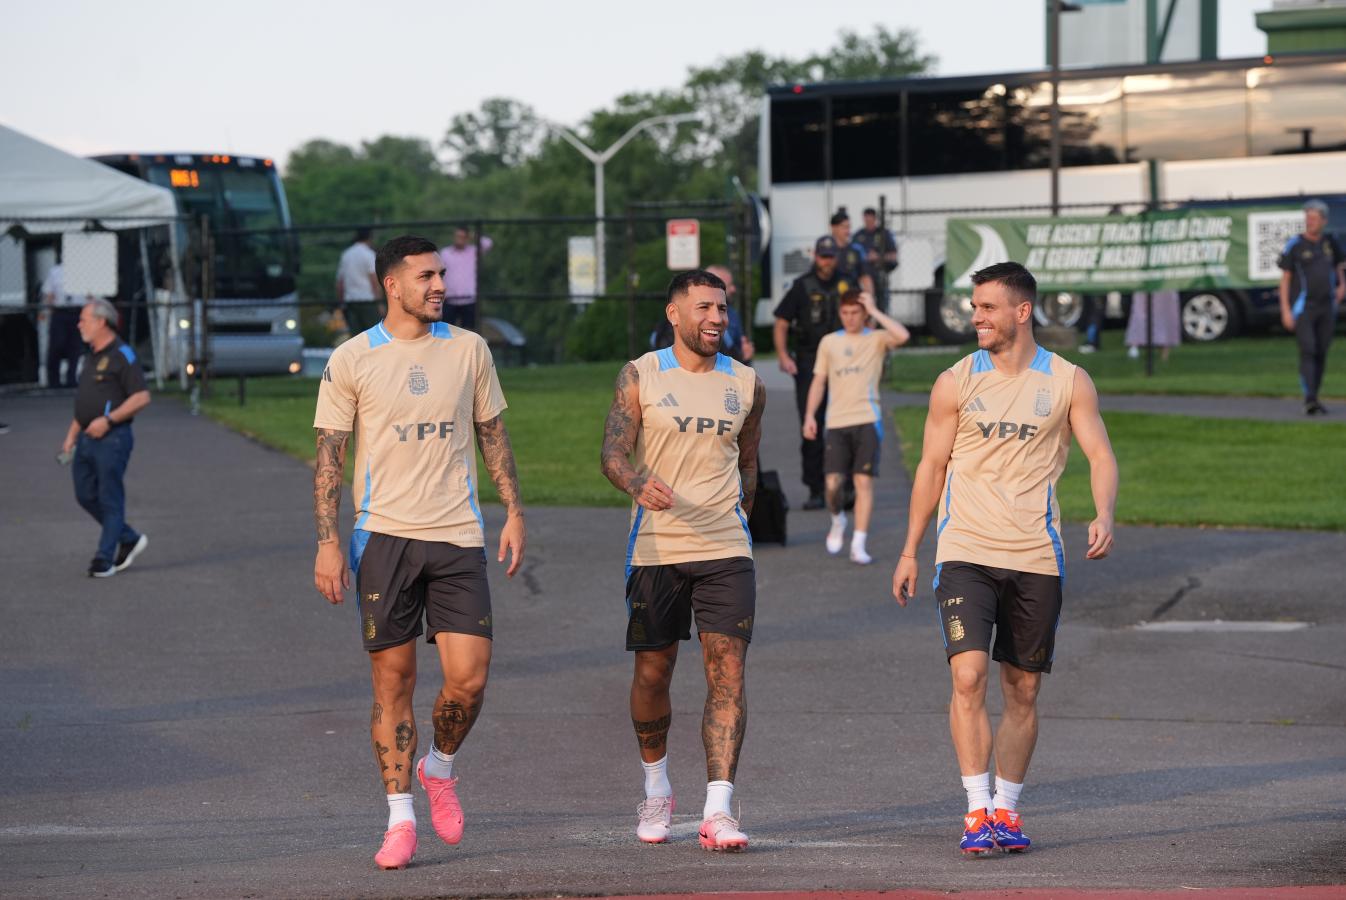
[963,396,986,413]
[656,393,679,408]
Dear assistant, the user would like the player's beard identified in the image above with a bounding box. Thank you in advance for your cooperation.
[677,319,721,357]
[977,319,1014,353]
[402,290,444,324]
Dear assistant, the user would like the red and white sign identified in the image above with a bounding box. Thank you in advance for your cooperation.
[666,218,700,271]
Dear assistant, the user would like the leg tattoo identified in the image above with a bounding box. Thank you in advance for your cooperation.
[432,696,483,755]
[701,633,748,783]
[633,713,672,756]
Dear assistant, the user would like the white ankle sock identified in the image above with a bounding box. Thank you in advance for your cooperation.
[826,513,847,554]
[993,776,1023,812]
[962,772,992,814]
[642,755,671,799]
[704,780,734,820]
[851,530,867,553]
[387,792,415,828]
[423,747,454,780]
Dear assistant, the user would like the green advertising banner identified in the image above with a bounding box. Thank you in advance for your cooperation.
[945,206,1305,294]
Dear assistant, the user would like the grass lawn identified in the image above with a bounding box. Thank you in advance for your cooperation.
[889,406,1346,532]
[199,364,627,508]
[887,336,1346,399]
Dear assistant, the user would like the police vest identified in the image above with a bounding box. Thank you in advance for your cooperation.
[795,272,849,353]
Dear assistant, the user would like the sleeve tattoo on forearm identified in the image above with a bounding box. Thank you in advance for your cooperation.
[601,362,647,498]
[736,378,766,518]
[314,428,351,543]
[474,416,522,516]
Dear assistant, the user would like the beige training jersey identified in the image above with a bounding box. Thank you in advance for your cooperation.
[313,321,507,547]
[625,347,758,570]
[934,346,1076,577]
[814,328,887,430]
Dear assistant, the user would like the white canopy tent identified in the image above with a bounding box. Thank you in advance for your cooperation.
[0,123,183,385]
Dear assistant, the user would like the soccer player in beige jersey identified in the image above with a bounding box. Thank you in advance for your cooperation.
[601,269,766,851]
[803,289,909,564]
[312,235,526,870]
[892,262,1118,855]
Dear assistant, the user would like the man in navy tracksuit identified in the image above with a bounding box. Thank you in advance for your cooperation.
[1279,200,1346,415]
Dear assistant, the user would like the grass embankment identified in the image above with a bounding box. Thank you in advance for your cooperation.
[889,406,1346,532]
[888,336,1346,399]
[200,364,625,508]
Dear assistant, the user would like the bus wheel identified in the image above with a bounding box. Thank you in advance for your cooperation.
[1033,292,1084,329]
[1181,291,1241,342]
[925,289,975,344]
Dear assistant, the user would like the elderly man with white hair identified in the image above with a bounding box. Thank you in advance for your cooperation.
[1279,199,1345,415]
[59,298,151,577]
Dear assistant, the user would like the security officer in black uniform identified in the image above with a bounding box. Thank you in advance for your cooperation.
[830,208,875,299]
[773,236,851,509]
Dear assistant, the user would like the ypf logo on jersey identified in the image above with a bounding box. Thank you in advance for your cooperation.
[724,388,741,415]
[407,364,429,396]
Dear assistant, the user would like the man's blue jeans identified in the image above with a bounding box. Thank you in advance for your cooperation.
[72,427,140,564]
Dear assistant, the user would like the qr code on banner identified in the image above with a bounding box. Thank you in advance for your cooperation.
[1247,210,1304,281]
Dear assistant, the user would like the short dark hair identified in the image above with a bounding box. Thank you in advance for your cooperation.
[666,268,726,305]
[354,227,373,243]
[376,235,439,285]
[862,207,877,217]
[839,288,863,307]
[830,207,850,226]
[970,261,1037,305]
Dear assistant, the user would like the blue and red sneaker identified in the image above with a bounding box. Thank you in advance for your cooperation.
[991,808,1031,852]
[960,808,996,855]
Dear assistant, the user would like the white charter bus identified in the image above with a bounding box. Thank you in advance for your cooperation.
[760,52,1346,342]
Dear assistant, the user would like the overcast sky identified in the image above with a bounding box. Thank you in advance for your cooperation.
[1,0,1271,168]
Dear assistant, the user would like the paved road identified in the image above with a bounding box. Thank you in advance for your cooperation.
[1,381,1343,899]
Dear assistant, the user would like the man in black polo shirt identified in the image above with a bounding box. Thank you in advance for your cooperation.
[60,298,152,577]
[1279,200,1345,415]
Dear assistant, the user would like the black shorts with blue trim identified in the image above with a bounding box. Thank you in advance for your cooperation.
[625,556,755,650]
[824,422,881,477]
[933,561,1062,673]
[350,529,492,652]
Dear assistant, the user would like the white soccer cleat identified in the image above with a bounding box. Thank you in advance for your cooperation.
[636,795,674,844]
[825,515,846,555]
[850,546,873,565]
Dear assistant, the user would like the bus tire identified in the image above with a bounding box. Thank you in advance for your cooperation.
[925,270,976,345]
[1181,290,1242,342]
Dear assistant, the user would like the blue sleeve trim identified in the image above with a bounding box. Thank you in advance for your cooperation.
[624,506,645,584]
[714,353,735,375]
[355,459,373,530]
[118,343,137,364]
[1030,346,1054,374]
[971,349,994,374]
[430,321,452,339]
[656,347,680,371]
[349,528,372,575]
[1045,483,1066,585]
[936,473,954,536]
[466,473,485,531]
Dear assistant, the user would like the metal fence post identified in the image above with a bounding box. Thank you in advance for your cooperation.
[626,205,638,360]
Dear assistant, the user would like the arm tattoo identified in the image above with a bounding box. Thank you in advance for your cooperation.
[736,377,766,518]
[433,697,483,755]
[474,415,523,517]
[632,714,672,754]
[701,633,748,783]
[314,428,351,543]
[600,362,647,499]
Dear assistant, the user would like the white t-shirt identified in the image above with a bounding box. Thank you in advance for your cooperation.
[337,242,378,301]
[41,265,80,307]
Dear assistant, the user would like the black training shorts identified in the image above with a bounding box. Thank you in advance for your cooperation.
[351,530,492,652]
[933,560,1062,673]
[824,423,881,477]
[625,557,755,650]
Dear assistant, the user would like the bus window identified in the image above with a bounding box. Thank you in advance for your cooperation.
[1248,62,1346,157]
[906,87,1006,175]
[770,97,826,183]
[1008,78,1125,169]
[831,94,902,180]
[1123,69,1246,162]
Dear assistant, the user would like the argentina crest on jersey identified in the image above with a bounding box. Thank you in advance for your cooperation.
[408,364,429,396]
[724,387,741,415]
[1034,388,1051,417]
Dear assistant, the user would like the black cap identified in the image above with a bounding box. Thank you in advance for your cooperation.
[814,236,839,257]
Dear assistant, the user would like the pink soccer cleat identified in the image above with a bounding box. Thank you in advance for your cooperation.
[417,757,465,845]
[373,820,417,870]
[636,794,675,844]
[698,812,748,852]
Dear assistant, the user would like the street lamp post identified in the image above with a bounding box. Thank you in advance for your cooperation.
[550,112,702,296]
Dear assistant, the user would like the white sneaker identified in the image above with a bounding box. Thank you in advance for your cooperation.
[636,795,674,844]
[825,514,846,555]
[698,811,748,851]
[1127,346,1140,359]
[850,546,873,565]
